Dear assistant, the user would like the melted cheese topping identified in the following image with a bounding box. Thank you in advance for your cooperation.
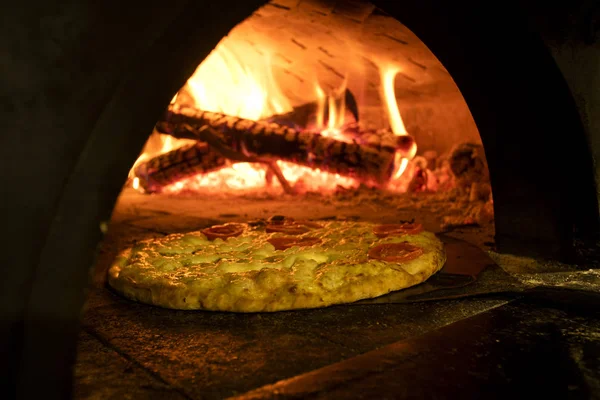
[108,221,446,312]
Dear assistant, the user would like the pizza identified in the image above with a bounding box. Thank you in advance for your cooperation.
[107,217,446,312]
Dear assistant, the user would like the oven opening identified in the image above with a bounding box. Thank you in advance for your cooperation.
[75,2,504,397]
[116,0,493,237]
[8,0,597,398]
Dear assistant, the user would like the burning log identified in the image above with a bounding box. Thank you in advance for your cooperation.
[133,142,227,193]
[175,84,410,154]
[154,105,416,186]
[160,105,415,154]
[339,122,416,155]
[133,142,295,194]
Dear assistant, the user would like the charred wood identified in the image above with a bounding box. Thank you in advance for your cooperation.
[339,122,416,156]
[133,142,227,193]
[133,140,295,194]
[155,106,413,186]
[163,105,415,155]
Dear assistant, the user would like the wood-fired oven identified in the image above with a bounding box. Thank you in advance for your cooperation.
[2,0,600,398]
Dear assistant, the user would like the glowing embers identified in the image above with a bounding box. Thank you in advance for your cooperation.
[158,161,359,195]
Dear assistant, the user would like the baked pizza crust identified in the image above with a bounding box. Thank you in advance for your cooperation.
[107,221,446,312]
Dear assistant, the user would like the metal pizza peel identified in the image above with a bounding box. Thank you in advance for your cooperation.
[354,235,600,305]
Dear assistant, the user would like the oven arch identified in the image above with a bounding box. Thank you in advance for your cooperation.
[3,0,597,397]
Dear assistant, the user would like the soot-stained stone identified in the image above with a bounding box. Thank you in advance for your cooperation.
[234,300,600,399]
[73,330,186,400]
[82,284,508,399]
[82,293,354,399]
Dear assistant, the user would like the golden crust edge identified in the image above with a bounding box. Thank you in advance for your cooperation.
[106,234,447,313]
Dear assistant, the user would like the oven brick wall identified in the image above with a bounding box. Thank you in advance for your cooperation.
[193,0,482,155]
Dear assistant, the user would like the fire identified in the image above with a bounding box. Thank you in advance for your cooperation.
[129,37,417,195]
[185,42,291,120]
[381,67,408,135]
[157,161,358,194]
[128,39,296,189]
[314,84,351,143]
[163,162,268,193]
[380,66,417,183]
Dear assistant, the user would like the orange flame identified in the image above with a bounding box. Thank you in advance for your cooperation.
[382,67,408,136]
[185,42,291,120]
[380,66,417,183]
[314,84,351,143]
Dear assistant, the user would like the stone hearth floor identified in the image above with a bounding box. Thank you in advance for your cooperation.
[73,189,600,399]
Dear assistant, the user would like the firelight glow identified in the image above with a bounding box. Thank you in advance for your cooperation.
[129,39,417,194]
[186,42,291,120]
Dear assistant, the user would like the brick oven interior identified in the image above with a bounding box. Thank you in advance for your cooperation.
[74,1,600,398]
[4,0,600,398]
[119,0,493,244]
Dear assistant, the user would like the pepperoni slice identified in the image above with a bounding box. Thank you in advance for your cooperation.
[268,236,322,250]
[201,223,245,240]
[373,223,423,238]
[266,224,311,235]
[368,242,424,263]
